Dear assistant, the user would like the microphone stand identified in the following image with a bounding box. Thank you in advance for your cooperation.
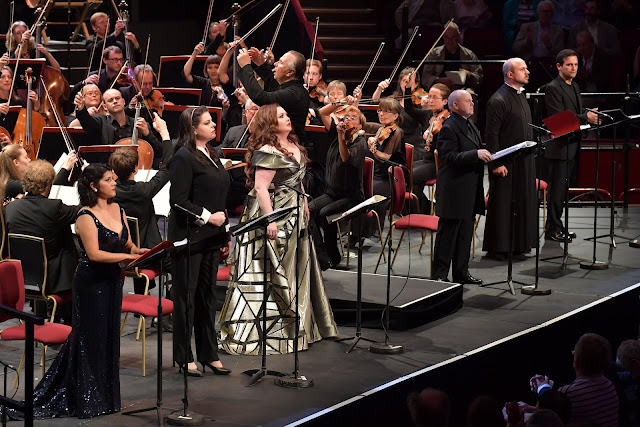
[580,108,609,270]
[521,122,552,296]
[274,182,313,388]
[167,204,204,426]
[370,160,405,355]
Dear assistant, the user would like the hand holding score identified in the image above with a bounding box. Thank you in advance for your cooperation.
[477,149,492,163]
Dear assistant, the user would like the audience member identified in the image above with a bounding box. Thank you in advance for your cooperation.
[526,409,563,427]
[550,0,585,28]
[538,389,571,424]
[574,30,611,92]
[512,1,564,61]
[568,0,621,57]
[455,0,493,33]
[407,388,450,427]
[503,0,543,56]
[467,395,505,427]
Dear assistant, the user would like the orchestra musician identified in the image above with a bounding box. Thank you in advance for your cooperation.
[67,83,102,127]
[236,48,310,141]
[5,160,81,324]
[85,12,142,72]
[0,63,39,112]
[311,98,367,269]
[431,89,491,284]
[183,43,234,112]
[109,113,172,296]
[305,59,327,110]
[204,20,230,55]
[5,21,62,72]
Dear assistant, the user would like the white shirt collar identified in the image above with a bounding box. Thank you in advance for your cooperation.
[505,82,525,95]
[197,146,218,168]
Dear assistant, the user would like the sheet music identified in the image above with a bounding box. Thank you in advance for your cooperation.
[134,169,158,182]
[328,195,387,223]
[580,124,591,130]
[445,70,467,86]
[153,182,171,217]
[53,153,69,174]
[49,184,80,206]
[491,141,537,161]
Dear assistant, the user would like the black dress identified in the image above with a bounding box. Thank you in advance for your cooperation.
[27,208,128,418]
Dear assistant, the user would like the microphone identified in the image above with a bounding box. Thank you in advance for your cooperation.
[173,203,204,222]
[528,123,552,135]
[584,108,613,121]
[378,156,409,171]
[0,359,15,370]
[281,182,310,198]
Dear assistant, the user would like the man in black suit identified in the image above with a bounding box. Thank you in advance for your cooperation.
[432,90,492,284]
[5,160,81,323]
[109,113,172,295]
[543,49,598,242]
[236,48,310,140]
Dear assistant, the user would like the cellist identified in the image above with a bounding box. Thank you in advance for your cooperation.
[85,12,142,72]
[5,22,62,73]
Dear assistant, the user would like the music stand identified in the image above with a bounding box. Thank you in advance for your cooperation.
[229,206,296,387]
[0,106,21,133]
[329,195,388,353]
[123,241,175,425]
[7,59,46,90]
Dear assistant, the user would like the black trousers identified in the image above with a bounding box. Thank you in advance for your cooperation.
[412,159,437,212]
[432,216,474,282]
[171,249,220,364]
[309,193,354,264]
[545,158,573,234]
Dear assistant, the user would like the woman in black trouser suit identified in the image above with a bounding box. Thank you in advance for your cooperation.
[168,106,232,377]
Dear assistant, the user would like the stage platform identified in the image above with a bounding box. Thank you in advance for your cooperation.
[1,206,639,426]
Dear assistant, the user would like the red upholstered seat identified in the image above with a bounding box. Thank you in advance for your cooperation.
[425,178,436,186]
[137,269,159,281]
[394,214,439,231]
[2,323,71,345]
[536,179,548,190]
[121,295,174,318]
[49,291,72,306]
[217,265,231,281]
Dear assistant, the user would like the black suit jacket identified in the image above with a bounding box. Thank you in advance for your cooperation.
[167,147,230,248]
[5,194,80,294]
[239,63,310,141]
[543,75,588,160]
[435,112,485,220]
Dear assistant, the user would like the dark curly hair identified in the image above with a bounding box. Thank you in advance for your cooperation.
[78,163,114,207]
[166,106,219,169]
[244,104,308,189]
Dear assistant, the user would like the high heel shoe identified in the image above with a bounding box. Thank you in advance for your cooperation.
[178,364,203,377]
[200,361,231,375]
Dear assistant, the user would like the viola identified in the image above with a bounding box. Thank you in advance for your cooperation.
[423,109,450,152]
[309,80,327,103]
[411,87,427,106]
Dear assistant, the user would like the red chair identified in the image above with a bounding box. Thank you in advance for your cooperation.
[424,149,439,214]
[405,143,420,212]
[536,179,548,231]
[337,158,386,268]
[0,259,71,386]
[374,167,439,275]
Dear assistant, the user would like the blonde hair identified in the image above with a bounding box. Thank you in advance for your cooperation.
[5,21,33,53]
[0,144,25,202]
[22,160,55,195]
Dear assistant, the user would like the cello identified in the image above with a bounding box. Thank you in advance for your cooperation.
[12,67,46,160]
[115,96,154,169]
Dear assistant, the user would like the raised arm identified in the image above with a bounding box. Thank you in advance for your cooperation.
[183,42,205,85]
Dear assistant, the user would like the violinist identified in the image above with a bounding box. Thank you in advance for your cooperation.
[217,39,249,129]
[5,22,62,73]
[311,99,367,270]
[305,59,327,111]
[204,20,230,55]
[70,46,135,105]
[404,83,451,212]
[85,12,142,72]
[184,43,234,113]
[367,97,405,198]
[67,84,102,127]
[75,89,162,166]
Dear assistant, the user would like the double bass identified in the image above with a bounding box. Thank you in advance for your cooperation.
[115,98,154,169]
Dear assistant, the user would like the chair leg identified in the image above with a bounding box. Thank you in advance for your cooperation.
[419,231,427,252]
[337,221,345,257]
[41,345,47,377]
[390,229,406,269]
[346,220,352,269]
[120,312,129,336]
[374,227,392,274]
[372,211,386,262]
[543,189,547,231]
[141,316,146,377]
[14,351,25,389]
[430,232,434,277]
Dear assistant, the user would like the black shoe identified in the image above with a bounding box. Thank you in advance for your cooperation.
[432,276,450,282]
[568,231,577,239]
[459,274,483,285]
[545,231,572,242]
[178,364,203,377]
[200,361,232,375]
[486,252,507,261]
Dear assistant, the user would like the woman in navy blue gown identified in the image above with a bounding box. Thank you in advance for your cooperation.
[26,164,146,418]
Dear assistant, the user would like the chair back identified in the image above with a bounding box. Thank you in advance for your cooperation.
[389,166,407,217]
[405,143,414,192]
[126,216,141,248]
[8,234,47,296]
[0,208,5,260]
[363,158,374,199]
[0,259,25,322]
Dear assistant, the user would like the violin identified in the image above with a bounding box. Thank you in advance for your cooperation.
[144,88,172,117]
[411,87,427,107]
[309,80,327,103]
[423,109,450,152]
[375,123,397,145]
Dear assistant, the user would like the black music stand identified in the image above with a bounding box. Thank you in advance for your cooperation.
[229,206,296,387]
[123,241,175,425]
[482,141,548,295]
[0,106,21,134]
[329,195,388,353]
[584,109,639,249]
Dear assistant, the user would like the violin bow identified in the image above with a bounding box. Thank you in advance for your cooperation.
[358,41,385,90]
[138,35,157,119]
[96,59,129,110]
[235,113,254,148]
[236,3,282,44]
[305,16,319,88]
[268,0,290,54]
[96,17,110,78]
[109,0,123,20]
[202,0,215,46]
[222,0,265,23]
[411,19,454,78]
[388,26,419,84]
[42,84,83,170]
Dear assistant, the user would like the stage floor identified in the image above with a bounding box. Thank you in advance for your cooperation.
[1,206,640,426]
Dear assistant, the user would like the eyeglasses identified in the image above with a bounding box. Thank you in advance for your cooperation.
[377,110,392,114]
[343,115,359,121]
